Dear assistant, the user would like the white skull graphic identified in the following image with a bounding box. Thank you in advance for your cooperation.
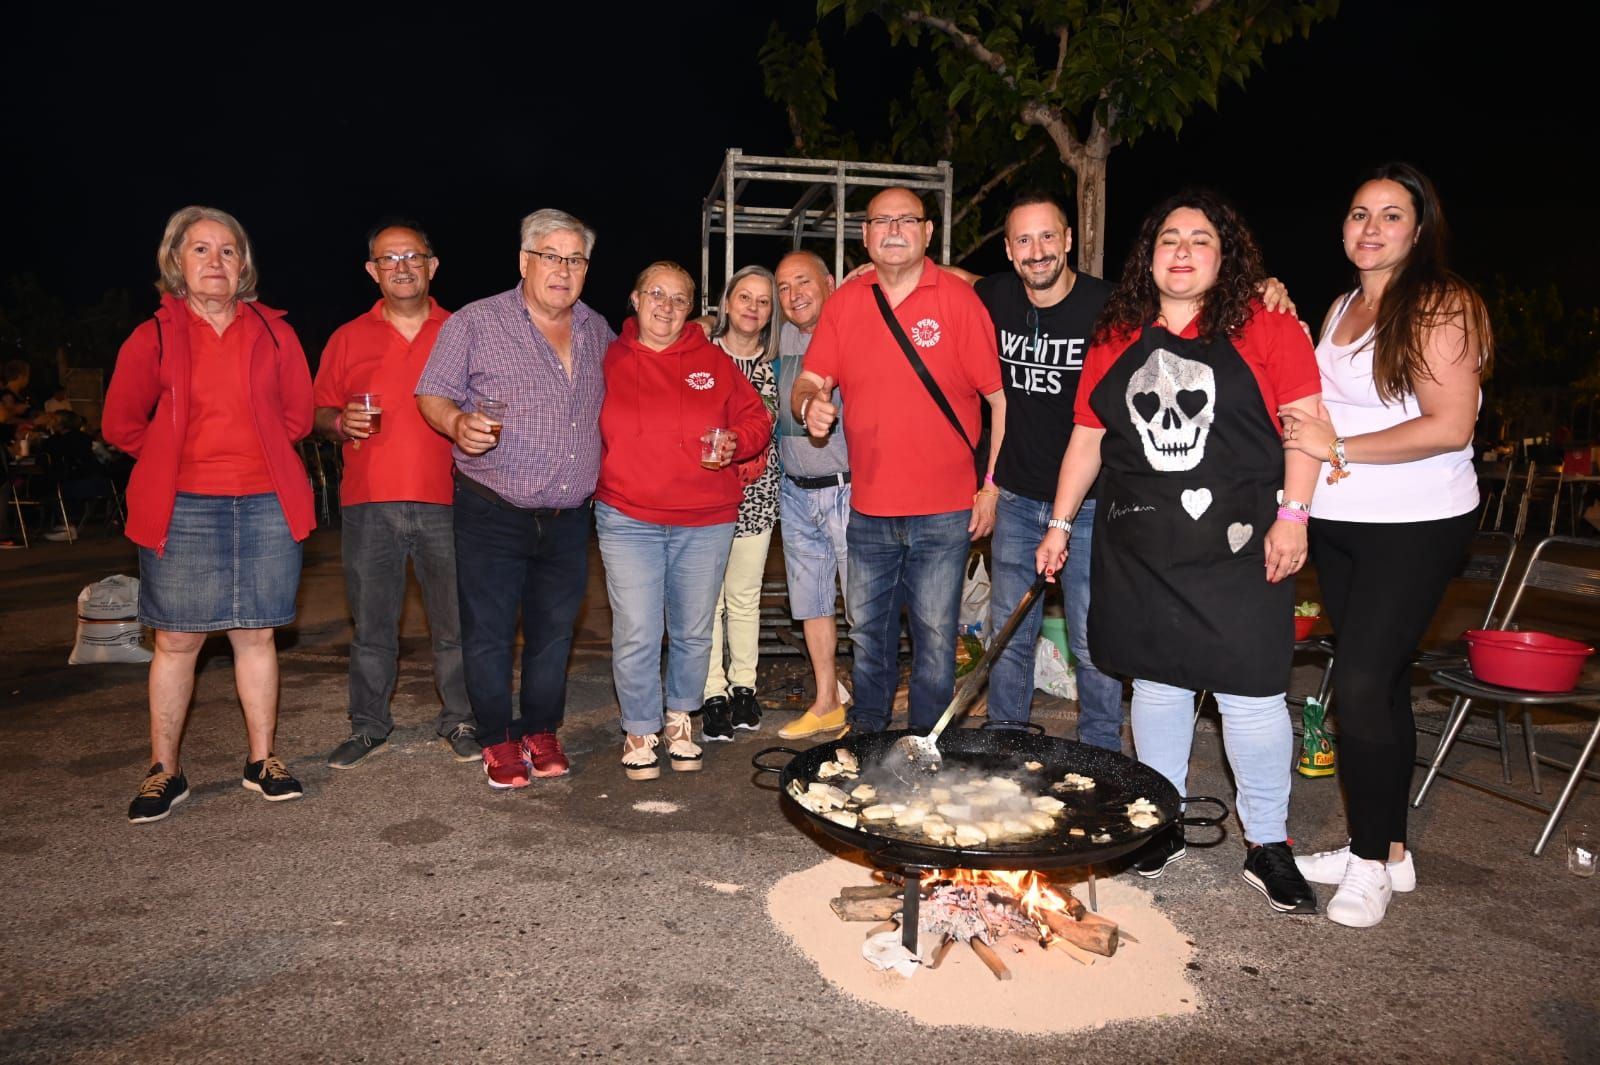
[1125,347,1215,472]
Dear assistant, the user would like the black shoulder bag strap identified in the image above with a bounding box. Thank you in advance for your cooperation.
[870,283,975,452]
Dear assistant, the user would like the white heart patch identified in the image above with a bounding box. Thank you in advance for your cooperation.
[1227,523,1253,553]
[1181,488,1212,520]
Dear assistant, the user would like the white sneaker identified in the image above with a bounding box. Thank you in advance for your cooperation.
[1326,857,1393,928]
[1295,844,1416,892]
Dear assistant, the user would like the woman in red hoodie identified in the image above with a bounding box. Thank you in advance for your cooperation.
[595,261,771,781]
[103,206,315,824]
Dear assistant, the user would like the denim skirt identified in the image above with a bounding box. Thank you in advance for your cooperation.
[138,492,303,631]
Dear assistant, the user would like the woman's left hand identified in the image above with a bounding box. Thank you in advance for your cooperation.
[1278,405,1337,460]
[711,428,738,465]
[1263,518,1309,584]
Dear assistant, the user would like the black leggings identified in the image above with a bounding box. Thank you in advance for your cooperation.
[1310,511,1477,861]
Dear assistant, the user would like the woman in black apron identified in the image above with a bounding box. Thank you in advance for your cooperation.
[1036,190,1325,914]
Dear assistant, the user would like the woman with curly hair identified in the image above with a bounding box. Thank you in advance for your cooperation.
[1036,190,1325,913]
[1280,164,1492,927]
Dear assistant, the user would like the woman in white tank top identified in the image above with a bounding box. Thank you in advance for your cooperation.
[1278,162,1493,929]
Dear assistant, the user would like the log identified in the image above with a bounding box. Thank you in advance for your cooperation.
[969,938,1012,980]
[1049,937,1095,966]
[839,883,916,901]
[866,919,900,937]
[928,935,957,969]
[830,896,904,921]
[1040,908,1119,957]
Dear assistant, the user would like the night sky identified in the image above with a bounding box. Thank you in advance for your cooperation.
[8,2,1584,365]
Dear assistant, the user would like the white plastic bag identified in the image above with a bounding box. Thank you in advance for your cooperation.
[958,552,991,640]
[69,575,152,665]
[1032,636,1077,700]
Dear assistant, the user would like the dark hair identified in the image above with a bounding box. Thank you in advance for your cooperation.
[365,218,434,259]
[1005,190,1073,229]
[1096,189,1264,344]
[1349,162,1493,402]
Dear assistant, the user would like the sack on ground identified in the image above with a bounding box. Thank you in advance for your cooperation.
[958,552,991,641]
[69,574,152,665]
[1032,636,1077,700]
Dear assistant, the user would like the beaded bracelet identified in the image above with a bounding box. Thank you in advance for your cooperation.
[1326,437,1350,485]
[1276,506,1309,525]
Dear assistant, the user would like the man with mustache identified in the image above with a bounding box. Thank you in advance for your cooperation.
[315,221,478,770]
[973,193,1125,750]
[791,187,1005,736]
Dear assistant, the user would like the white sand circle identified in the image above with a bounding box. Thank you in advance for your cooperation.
[767,856,1200,1034]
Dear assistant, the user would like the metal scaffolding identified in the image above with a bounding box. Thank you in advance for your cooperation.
[700,148,954,313]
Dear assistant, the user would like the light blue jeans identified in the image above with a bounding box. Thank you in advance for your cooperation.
[595,502,735,736]
[1131,678,1292,844]
[987,492,1125,747]
[845,508,970,732]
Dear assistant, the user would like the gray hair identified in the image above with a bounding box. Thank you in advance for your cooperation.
[710,265,779,358]
[156,205,259,302]
[520,208,596,258]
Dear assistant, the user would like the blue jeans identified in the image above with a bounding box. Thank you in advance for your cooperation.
[453,485,591,745]
[341,501,470,740]
[1130,678,1292,844]
[845,508,970,732]
[987,492,1125,748]
[595,502,735,735]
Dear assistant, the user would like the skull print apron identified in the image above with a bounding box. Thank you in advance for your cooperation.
[1086,323,1293,697]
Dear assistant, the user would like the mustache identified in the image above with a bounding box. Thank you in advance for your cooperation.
[1022,255,1057,267]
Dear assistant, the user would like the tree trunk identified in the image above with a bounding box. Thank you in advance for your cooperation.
[1075,155,1108,279]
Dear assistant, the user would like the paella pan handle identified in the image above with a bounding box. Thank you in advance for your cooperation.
[1175,795,1229,827]
[751,747,804,775]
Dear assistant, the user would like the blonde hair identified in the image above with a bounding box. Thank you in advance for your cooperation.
[156,206,259,302]
[633,260,695,301]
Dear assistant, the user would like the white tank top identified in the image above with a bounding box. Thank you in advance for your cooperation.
[1311,291,1479,523]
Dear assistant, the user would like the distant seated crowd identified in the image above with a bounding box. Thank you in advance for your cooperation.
[102,159,1492,932]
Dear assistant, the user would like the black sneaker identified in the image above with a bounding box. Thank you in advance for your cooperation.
[128,764,189,824]
[1242,841,1318,914]
[1130,826,1186,878]
[327,734,386,770]
[242,755,304,801]
[442,722,481,762]
[730,686,762,732]
[701,695,734,743]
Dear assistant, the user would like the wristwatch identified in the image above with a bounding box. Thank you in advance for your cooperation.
[1046,518,1072,535]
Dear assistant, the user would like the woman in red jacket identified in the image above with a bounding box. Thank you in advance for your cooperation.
[594,261,772,781]
[103,206,316,824]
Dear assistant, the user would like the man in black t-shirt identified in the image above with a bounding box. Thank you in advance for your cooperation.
[974,193,1127,749]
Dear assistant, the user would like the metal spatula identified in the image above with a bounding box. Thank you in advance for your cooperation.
[890,571,1051,774]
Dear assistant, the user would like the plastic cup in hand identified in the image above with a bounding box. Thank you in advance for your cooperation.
[1568,826,1596,877]
[350,392,383,434]
[477,399,507,443]
[701,427,727,469]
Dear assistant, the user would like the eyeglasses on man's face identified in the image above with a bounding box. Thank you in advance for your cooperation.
[643,286,693,311]
[370,251,433,270]
[864,215,927,230]
[527,250,590,271]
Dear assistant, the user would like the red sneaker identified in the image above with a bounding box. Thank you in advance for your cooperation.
[522,732,571,778]
[482,739,530,790]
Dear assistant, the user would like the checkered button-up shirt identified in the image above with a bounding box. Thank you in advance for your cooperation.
[416,287,614,509]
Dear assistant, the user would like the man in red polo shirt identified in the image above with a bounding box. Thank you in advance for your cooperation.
[314,221,477,769]
[792,187,1006,735]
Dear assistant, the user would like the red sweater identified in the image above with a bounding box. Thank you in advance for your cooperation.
[595,319,772,526]
[103,295,316,551]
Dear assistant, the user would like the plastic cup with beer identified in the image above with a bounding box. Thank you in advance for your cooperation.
[349,392,383,435]
[701,426,728,469]
[477,399,507,445]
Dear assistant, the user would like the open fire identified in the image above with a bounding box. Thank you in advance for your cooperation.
[830,869,1123,979]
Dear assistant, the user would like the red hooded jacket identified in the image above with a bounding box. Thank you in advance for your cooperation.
[595,318,772,526]
[103,295,316,551]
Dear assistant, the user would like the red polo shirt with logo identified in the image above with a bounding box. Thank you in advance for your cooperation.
[315,299,454,506]
[802,258,1002,516]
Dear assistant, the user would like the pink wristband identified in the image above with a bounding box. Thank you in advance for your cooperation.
[984,472,995,485]
[1276,506,1309,525]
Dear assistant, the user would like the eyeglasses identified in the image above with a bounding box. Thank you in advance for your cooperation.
[865,215,927,230]
[527,250,590,271]
[643,286,693,312]
[369,251,432,270]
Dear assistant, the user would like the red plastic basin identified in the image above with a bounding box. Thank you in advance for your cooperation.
[1462,630,1594,692]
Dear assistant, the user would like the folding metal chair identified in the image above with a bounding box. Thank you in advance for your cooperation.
[1413,535,1600,855]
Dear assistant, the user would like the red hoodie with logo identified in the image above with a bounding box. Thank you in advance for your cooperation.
[595,318,772,526]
